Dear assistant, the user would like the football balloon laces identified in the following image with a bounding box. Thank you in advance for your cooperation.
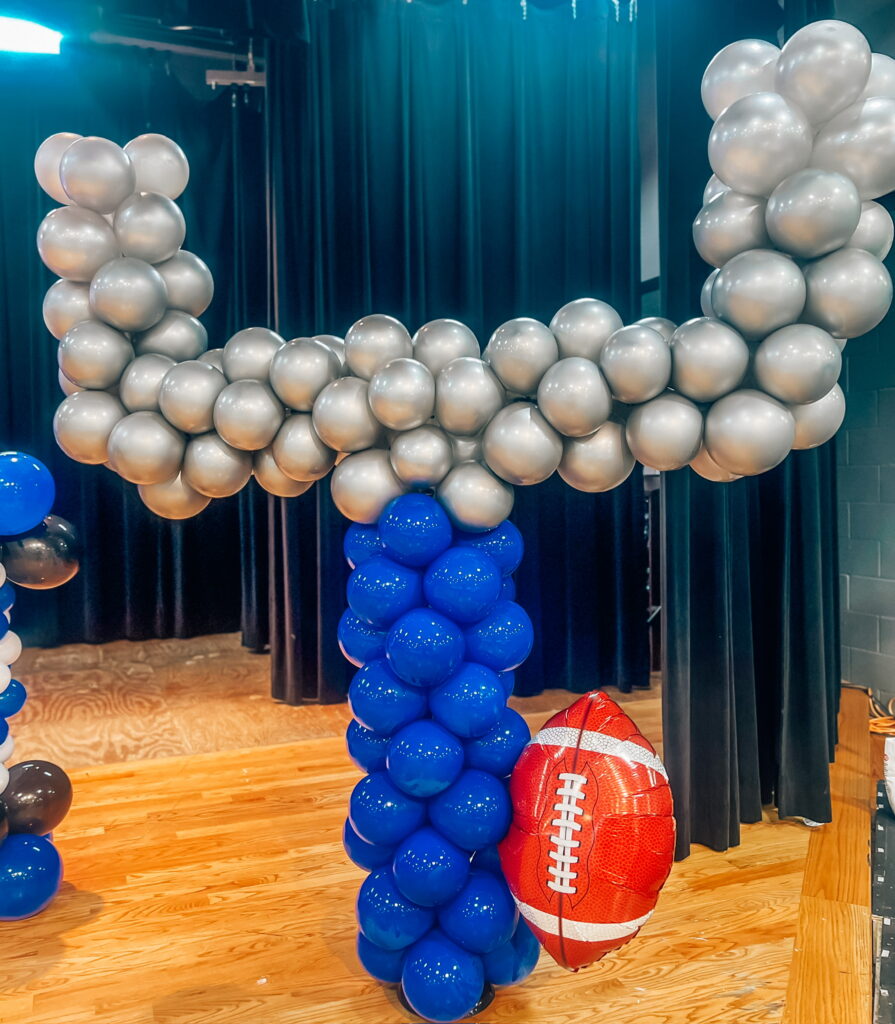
[547,772,587,896]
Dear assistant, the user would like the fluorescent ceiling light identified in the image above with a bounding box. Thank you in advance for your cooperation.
[0,15,63,54]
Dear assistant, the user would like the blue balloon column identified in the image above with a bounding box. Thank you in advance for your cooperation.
[341,494,539,1022]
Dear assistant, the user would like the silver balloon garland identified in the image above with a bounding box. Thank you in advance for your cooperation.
[35,20,895,529]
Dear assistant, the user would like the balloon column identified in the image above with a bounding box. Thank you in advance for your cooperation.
[29,17,895,1023]
[0,452,77,920]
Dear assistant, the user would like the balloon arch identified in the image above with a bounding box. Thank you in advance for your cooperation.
[13,16,895,1023]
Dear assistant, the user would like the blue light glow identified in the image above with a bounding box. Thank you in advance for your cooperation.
[0,15,63,55]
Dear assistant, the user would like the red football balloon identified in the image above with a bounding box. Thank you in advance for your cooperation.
[498,690,675,971]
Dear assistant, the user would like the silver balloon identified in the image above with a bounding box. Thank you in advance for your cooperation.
[549,298,623,361]
[37,206,119,282]
[124,134,190,200]
[701,269,719,317]
[113,192,186,264]
[313,334,346,367]
[253,447,314,498]
[598,325,671,404]
[701,39,780,120]
[58,370,83,397]
[860,53,895,101]
[269,338,340,411]
[154,250,214,317]
[848,201,894,260]
[183,433,252,497]
[765,169,861,259]
[635,316,676,342]
[59,137,136,214]
[689,445,742,483]
[53,391,126,465]
[801,247,892,338]
[58,320,134,390]
[536,357,612,438]
[412,319,480,376]
[450,433,483,465]
[557,421,635,492]
[753,324,842,404]
[436,462,514,532]
[434,357,505,436]
[368,358,435,430]
[138,473,210,520]
[331,449,407,524]
[791,384,846,450]
[43,279,91,339]
[271,414,335,482]
[199,348,225,373]
[158,360,227,433]
[213,381,284,452]
[312,377,383,452]
[344,314,412,380]
[119,353,176,412]
[708,92,812,197]
[485,318,559,395]
[669,317,749,402]
[134,310,207,361]
[34,132,81,205]
[89,257,168,333]
[222,327,284,382]
[705,389,795,476]
[107,411,185,485]
[775,20,870,124]
[711,249,806,340]
[482,402,562,486]
[812,98,895,200]
[703,174,730,205]
[389,424,453,488]
[625,393,704,471]
[692,190,769,268]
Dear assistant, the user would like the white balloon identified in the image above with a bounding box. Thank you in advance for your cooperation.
[484,318,558,395]
[704,389,795,476]
[701,269,719,317]
[765,168,861,259]
[482,402,562,486]
[703,174,730,205]
[271,414,335,482]
[331,449,407,524]
[412,319,479,376]
[549,298,623,361]
[253,447,314,498]
[812,97,895,201]
[43,279,92,340]
[689,445,742,483]
[753,324,842,404]
[701,39,780,120]
[847,201,894,260]
[626,392,703,471]
[124,134,190,199]
[860,53,895,101]
[558,421,635,492]
[692,190,769,268]
[59,136,136,214]
[344,314,412,380]
[312,377,383,452]
[34,132,82,205]
[437,462,514,531]
[790,384,846,450]
[801,247,892,339]
[139,474,210,519]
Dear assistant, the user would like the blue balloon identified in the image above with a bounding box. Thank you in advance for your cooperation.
[482,919,540,986]
[470,845,503,876]
[379,494,453,568]
[429,663,505,739]
[357,866,435,950]
[439,869,518,954]
[392,827,470,907]
[0,581,15,612]
[429,769,512,852]
[423,547,501,624]
[357,932,406,983]
[0,615,7,642]
[343,818,396,872]
[0,453,55,538]
[463,601,533,673]
[346,718,391,773]
[0,680,27,719]
[347,556,422,630]
[350,771,427,847]
[454,519,523,576]
[348,660,428,736]
[464,708,530,777]
[0,719,8,746]
[499,576,516,601]
[387,720,464,798]
[0,834,62,920]
[498,671,515,698]
[402,930,485,1023]
[386,609,464,689]
[338,609,387,668]
[344,522,384,569]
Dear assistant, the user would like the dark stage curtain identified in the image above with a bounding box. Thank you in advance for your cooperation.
[654,0,841,857]
[267,0,650,703]
[0,42,270,648]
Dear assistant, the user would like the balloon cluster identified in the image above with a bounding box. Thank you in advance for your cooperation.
[342,493,539,1021]
[0,452,76,920]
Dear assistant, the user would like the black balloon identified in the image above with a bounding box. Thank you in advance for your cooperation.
[0,515,80,590]
[2,761,73,835]
[0,802,7,844]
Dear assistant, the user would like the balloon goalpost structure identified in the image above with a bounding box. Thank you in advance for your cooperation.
[25,17,895,1023]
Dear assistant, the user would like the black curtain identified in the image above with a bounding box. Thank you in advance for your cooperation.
[0,42,269,648]
[267,0,650,703]
[655,0,841,857]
